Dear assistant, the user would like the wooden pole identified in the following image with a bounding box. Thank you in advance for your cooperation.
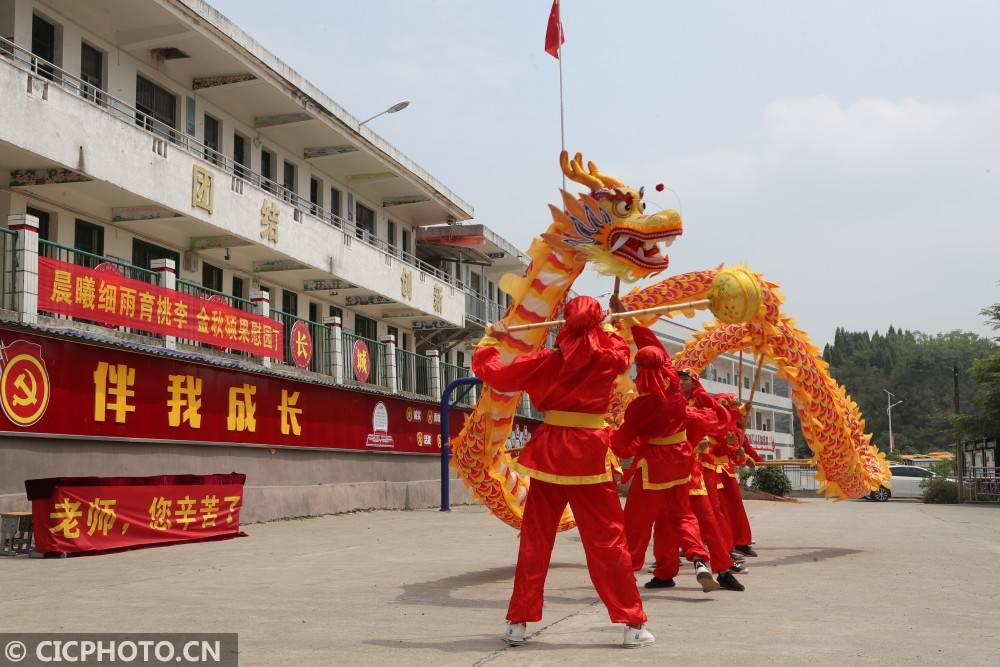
[498,298,712,333]
[737,350,744,402]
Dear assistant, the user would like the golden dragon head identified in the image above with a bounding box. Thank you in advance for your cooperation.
[543,151,683,281]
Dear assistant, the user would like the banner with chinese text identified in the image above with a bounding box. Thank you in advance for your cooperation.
[0,328,539,453]
[38,257,284,361]
[26,473,246,555]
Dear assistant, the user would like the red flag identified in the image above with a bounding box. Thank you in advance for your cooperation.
[544,0,564,59]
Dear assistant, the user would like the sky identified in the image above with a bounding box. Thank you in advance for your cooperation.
[209,0,1000,346]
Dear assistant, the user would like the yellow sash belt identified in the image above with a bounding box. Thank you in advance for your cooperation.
[543,410,607,429]
[648,430,688,446]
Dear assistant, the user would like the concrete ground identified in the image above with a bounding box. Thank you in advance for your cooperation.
[3,498,999,666]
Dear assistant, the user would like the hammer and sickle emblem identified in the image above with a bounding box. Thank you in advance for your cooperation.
[12,371,38,407]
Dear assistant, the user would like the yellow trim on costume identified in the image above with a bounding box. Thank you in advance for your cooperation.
[636,459,691,490]
[706,436,718,444]
[512,450,620,486]
[543,410,607,429]
[688,478,708,496]
[714,455,729,465]
[701,460,717,471]
[648,430,688,446]
[716,482,724,489]
[724,470,737,479]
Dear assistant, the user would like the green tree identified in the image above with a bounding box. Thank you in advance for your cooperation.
[956,302,1000,439]
[820,325,995,454]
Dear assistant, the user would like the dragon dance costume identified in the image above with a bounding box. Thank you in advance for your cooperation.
[717,395,763,549]
[472,296,646,626]
[612,326,719,581]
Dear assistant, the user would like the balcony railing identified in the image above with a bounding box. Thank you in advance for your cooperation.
[341,330,389,390]
[0,36,462,293]
[397,347,432,397]
[38,240,159,284]
[0,227,17,311]
[464,291,505,325]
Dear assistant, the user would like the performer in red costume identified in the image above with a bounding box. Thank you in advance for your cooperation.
[611,325,720,592]
[658,368,746,591]
[612,347,720,592]
[681,370,750,575]
[717,394,763,557]
[474,296,654,649]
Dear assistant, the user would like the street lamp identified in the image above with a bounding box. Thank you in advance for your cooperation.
[359,100,410,126]
[884,389,903,453]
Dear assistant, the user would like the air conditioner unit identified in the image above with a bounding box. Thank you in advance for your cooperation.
[183,252,199,273]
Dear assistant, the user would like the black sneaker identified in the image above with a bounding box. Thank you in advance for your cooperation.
[644,577,676,589]
[730,560,749,574]
[730,552,746,563]
[735,545,758,557]
[717,572,745,592]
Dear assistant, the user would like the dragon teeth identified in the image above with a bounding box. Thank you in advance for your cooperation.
[610,236,628,252]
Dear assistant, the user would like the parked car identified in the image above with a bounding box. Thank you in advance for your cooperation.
[867,465,937,501]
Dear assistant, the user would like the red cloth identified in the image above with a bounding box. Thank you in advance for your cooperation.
[679,493,735,574]
[473,297,629,484]
[720,473,753,547]
[507,478,646,625]
[703,466,735,552]
[624,481,708,579]
[544,0,564,59]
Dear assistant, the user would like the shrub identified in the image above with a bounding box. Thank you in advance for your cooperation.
[751,466,792,497]
[738,468,753,488]
[922,477,959,504]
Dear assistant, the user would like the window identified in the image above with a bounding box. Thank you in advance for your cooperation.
[283,161,297,202]
[329,305,343,322]
[309,177,322,215]
[80,42,104,103]
[26,207,50,242]
[282,290,298,317]
[136,76,177,138]
[73,219,104,268]
[233,134,250,179]
[202,262,223,293]
[355,202,375,240]
[401,332,410,351]
[31,14,57,80]
[402,228,412,256]
[260,148,275,192]
[203,114,221,164]
[309,302,319,324]
[890,467,920,478]
[457,351,465,367]
[387,325,398,344]
[387,220,397,254]
[232,275,246,302]
[330,188,342,220]
[132,239,179,275]
[355,314,377,341]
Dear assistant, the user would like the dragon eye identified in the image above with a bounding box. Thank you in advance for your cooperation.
[614,200,631,216]
[641,202,647,212]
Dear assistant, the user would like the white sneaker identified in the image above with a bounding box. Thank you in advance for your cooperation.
[504,622,526,646]
[694,561,721,592]
[623,624,655,649]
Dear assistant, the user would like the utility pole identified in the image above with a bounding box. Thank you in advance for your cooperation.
[954,364,962,503]
[883,389,903,454]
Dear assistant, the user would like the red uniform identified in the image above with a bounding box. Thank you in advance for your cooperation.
[611,327,716,581]
[653,374,736,576]
[717,396,763,549]
[473,297,646,626]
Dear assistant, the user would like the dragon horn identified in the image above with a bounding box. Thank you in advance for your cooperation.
[560,150,603,191]
[586,160,623,188]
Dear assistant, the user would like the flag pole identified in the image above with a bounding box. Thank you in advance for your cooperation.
[558,41,566,189]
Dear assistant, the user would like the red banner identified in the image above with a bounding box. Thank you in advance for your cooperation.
[0,328,538,453]
[26,473,246,555]
[38,257,284,360]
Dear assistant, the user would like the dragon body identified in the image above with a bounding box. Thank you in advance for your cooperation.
[452,153,890,530]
